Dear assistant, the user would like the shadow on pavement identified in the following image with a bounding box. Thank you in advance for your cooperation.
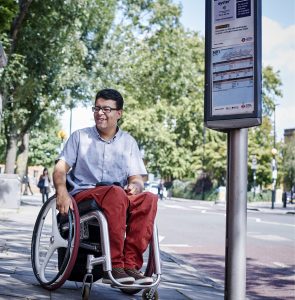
[178,252,295,300]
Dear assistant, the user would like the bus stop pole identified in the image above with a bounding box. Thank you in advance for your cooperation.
[225,128,248,300]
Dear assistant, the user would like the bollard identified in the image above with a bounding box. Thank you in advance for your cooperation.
[282,192,287,208]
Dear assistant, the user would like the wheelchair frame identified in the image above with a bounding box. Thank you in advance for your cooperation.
[31,194,162,300]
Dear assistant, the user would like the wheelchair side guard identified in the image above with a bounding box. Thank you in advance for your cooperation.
[31,195,80,290]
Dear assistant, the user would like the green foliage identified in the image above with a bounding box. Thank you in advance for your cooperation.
[28,114,61,167]
[0,0,18,33]
[0,0,116,171]
[248,117,274,187]
[247,190,272,202]
[262,66,283,115]
[95,0,205,179]
[0,0,285,187]
[282,135,295,190]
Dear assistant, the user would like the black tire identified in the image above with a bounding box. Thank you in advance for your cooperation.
[142,289,159,300]
[31,195,80,290]
[82,284,90,300]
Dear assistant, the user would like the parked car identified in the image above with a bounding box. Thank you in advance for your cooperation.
[145,182,167,200]
[286,192,294,202]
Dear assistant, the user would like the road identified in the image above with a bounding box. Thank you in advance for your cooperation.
[156,198,295,300]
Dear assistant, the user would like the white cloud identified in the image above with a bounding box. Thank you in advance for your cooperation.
[262,16,295,73]
[262,16,295,141]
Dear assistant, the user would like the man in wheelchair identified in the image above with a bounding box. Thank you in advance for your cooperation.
[53,89,158,286]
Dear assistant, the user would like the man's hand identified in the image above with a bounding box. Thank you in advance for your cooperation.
[126,175,144,195]
[125,182,140,195]
[56,191,73,215]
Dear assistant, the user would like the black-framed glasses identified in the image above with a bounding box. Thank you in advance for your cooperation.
[92,106,119,114]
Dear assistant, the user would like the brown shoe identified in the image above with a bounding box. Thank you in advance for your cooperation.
[102,268,135,284]
[125,269,153,285]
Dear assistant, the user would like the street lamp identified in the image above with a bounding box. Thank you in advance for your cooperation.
[57,130,67,151]
[271,147,277,209]
[0,42,7,123]
[271,104,278,209]
[251,155,257,199]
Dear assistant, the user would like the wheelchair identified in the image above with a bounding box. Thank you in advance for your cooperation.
[31,194,161,300]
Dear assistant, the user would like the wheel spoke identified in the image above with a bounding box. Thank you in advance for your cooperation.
[31,195,80,290]
[51,204,68,248]
[37,199,68,282]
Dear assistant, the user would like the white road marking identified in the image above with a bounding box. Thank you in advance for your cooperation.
[162,204,191,210]
[248,217,295,227]
[247,234,291,242]
[158,235,192,248]
[158,235,165,243]
[190,205,212,210]
[259,220,295,227]
[273,262,289,268]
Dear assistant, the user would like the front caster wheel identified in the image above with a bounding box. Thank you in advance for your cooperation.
[142,289,159,300]
[82,284,90,300]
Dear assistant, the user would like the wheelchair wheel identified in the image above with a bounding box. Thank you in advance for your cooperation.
[120,240,155,295]
[31,195,80,290]
[82,284,90,300]
[142,289,159,300]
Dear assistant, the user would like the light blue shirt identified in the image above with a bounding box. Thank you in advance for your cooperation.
[58,126,147,195]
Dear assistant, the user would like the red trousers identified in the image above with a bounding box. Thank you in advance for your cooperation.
[74,186,158,270]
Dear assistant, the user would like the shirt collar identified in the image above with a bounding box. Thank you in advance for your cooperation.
[92,126,122,143]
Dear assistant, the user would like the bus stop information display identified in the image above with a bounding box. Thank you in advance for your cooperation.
[205,0,262,130]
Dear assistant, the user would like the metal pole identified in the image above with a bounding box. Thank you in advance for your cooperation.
[201,126,206,200]
[271,106,277,209]
[69,107,73,135]
[253,169,256,198]
[225,128,248,300]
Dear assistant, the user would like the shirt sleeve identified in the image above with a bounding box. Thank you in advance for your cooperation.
[128,138,147,177]
[57,131,79,168]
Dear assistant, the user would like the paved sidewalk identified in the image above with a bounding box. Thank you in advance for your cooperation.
[0,195,224,300]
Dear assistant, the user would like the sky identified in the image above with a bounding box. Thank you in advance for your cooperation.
[62,0,295,141]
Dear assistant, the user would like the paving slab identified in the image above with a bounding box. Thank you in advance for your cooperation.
[0,196,224,300]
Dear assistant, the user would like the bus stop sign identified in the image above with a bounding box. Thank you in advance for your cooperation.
[204,0,262,130]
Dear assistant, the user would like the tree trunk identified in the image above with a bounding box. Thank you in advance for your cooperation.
[16,132,30,179]
[4,132,18,174]
[0,94,2,123]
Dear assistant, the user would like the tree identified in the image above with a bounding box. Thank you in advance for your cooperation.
[0,0,18,32]
[28,114,62,167]
[247,65,283,190]
[0,0,116,173]
[248,117,276,188]
[94,0,205,179]
[282,134,295,192]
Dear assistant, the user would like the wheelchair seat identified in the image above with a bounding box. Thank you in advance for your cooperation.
[77,198,102,215]
[31,193,161,300]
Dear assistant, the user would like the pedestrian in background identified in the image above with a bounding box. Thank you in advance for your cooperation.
[38,168,51,203]
[158,180,164,200]
[22,174,33,195]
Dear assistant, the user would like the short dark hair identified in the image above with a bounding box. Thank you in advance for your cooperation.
[95,89,124,110]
